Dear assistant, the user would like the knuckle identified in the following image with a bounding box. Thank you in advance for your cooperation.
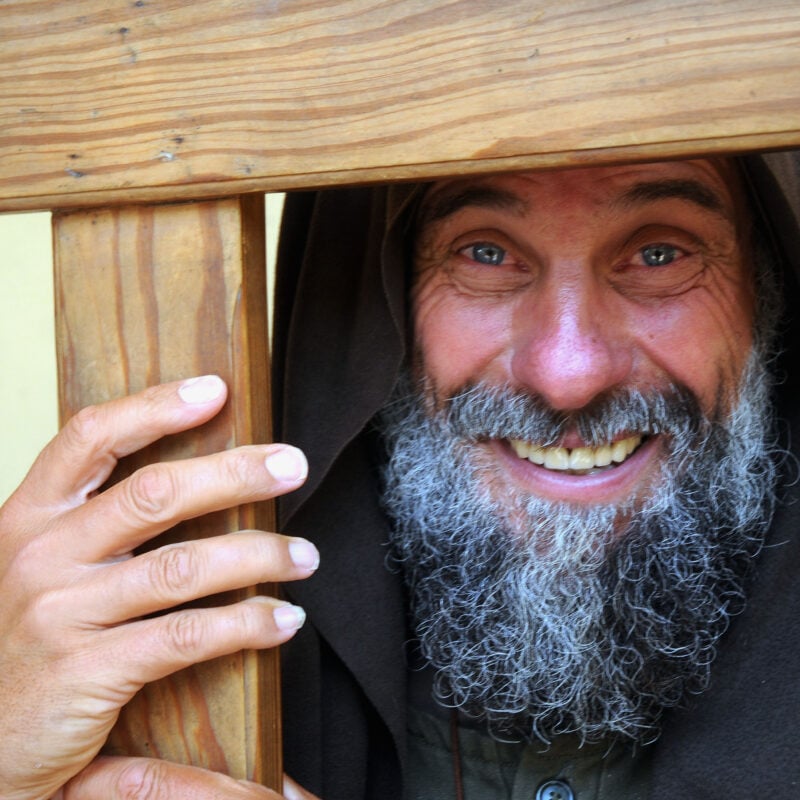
[12,590,69,660]
[138,383,165,407]
[163,610,205,658]
[230,601,260,642]
[6,537,56,602]
[124,464,178,523]
[237,602,272,646]
[26,588,66,637]
[63,404,107,454]
[148,543,200,600]
[134,384,169,425]
[7,533,42,579]
[222,450,259,491]
[117,758,168,800]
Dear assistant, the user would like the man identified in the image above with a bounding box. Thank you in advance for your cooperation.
[274,154,799,799]
[1,155,798,799]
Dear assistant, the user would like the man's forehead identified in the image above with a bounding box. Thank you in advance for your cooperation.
[419,157,744,227]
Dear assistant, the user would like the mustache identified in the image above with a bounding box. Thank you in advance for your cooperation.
[431,381,710,448]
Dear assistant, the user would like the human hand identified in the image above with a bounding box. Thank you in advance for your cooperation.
[283,774,323,800]
[52,756,319,800]
[0,376,317,800]
[51,759,324,799]
[56,756,286,799]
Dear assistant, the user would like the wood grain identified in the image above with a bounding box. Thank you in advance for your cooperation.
[52,195,281,788]
[2,0,800,211]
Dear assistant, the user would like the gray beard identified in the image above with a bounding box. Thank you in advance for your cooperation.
[376,355,777,745]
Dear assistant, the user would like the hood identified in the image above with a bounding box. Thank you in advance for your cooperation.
[272,151,800,799]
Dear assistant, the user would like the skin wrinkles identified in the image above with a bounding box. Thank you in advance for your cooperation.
[614,178,729,217]
[411,159,756,511]
[381,159,778,742]
[419,185,528,227]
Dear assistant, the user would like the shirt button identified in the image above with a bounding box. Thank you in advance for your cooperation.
[535,778,575,800]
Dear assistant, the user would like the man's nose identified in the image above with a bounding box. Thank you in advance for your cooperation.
[510,274,633,411]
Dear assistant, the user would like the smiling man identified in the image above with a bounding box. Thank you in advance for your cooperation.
[274,153,798,800]
[373,160,779,788]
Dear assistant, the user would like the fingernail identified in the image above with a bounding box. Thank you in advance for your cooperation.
[265,447,308,482]
[289,539,320,571]
[178,375,225,404]
[282,778,304,800]
[273,604,306,632]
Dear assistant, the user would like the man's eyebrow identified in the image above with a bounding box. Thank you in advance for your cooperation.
[614,178,730,219]
[418,185,527,227]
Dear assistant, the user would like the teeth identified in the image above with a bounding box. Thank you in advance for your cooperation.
[529,445,546,465]
[611,439,629,463]
[595,445,612,466]
[568,446,595,470]
[544,447,569,469]
[509,435,643,472]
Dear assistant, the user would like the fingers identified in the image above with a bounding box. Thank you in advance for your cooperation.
[63,756,283,800]
[73,531,319,624]
[16,376,229,517]
[97,596,307,689]
[58,443,308,562]
[0,377,316,800]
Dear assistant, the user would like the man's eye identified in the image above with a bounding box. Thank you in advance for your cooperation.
[640,243,679,267]
[463,242,507,266]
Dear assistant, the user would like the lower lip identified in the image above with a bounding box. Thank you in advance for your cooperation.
[488,436,661,505]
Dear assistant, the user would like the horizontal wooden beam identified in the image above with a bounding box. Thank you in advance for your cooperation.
[2,0,800,211]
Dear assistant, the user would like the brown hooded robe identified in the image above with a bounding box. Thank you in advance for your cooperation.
[272,152,800,799]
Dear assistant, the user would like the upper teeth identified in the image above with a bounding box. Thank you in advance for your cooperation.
[509,435,643,471]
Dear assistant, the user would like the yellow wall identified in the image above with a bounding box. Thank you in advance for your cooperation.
[0,211,57,503]
[0,196,283,504]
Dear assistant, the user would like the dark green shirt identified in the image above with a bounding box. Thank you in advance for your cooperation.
[406,705,652,800]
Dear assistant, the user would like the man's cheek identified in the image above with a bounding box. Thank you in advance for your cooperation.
[415,301,511,395]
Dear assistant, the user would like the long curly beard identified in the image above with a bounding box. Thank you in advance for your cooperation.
[376,354,778,745]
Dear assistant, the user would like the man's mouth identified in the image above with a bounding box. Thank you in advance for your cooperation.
[508,435,644,475]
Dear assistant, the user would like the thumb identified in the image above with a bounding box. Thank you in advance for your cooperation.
[62,756,281,799]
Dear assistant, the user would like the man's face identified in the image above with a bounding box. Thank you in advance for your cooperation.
[412,159,754,516]
[383,158,776,742]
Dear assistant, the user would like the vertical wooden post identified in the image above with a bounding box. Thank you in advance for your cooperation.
[52,195,280,788]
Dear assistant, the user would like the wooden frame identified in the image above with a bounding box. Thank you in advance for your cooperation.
[2,0,799,790]
[3,0,800,211]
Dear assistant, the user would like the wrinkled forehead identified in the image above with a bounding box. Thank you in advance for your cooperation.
[415,157,749,234]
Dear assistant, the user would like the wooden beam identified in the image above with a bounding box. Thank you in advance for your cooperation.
[2,0,800,211]
[52,195,281,788]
